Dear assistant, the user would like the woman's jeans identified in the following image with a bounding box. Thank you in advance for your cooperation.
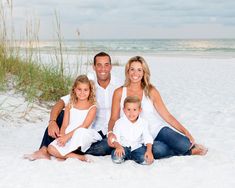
[111,146,149,165]
[152,127,192,159]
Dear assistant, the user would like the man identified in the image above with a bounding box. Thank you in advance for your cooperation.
[24,52,121,160]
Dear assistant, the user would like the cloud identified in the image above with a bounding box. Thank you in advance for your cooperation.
[4,0,235,39]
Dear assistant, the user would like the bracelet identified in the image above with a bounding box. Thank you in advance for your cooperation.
[107,131,113,136]
[111,138,117,144]
[48,119,56,123]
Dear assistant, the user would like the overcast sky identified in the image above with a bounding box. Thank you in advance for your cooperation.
[3,0,235,39]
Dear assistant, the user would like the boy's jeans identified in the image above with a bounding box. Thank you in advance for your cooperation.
[111,146,149,165]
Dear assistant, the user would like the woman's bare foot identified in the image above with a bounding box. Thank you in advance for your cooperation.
[191,144,208,155]
[23,147,50,161]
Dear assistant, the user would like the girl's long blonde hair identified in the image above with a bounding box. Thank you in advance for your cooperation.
[124,56,154,97]
[70,75,96,106]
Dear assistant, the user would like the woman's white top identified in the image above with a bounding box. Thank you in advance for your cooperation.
[120,87,166,139]
[50,105,102,156]
[113,115,153,151]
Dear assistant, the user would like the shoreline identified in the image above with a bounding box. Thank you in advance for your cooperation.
[13,48,235,59]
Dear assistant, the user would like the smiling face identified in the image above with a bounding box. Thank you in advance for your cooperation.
[123,102,142,123]
[74,82,90,101]
[128,61,144,84]
[93,56,112,83]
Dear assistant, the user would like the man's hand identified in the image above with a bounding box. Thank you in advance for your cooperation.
[48,121,60,138]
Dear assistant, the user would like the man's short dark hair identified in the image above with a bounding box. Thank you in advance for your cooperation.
[94,52,111,65]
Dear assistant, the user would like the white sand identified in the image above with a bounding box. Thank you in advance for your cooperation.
[1,55,235,188]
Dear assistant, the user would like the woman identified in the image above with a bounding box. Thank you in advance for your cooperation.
[107,56,207,159]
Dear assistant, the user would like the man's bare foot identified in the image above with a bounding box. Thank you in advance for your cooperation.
[23,147,50,161]
[191,144,208,155]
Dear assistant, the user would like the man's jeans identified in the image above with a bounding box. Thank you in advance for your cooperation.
[39,110,112,156]
[111,146,148,165]
[152,127,192,159]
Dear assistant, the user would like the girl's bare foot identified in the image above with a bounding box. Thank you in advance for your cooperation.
[23,147,50,161]
[66,153,89,162]
[191,144,208,155]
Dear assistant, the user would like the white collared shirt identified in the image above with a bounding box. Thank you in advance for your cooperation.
[113,115,153,151]
[61,73,121,135]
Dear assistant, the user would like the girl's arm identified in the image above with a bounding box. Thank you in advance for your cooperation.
[150,88,195,144]
[78,105,97,129]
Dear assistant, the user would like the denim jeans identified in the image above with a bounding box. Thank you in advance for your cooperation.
[86,137,113,156]
[154,127,191,156]
[39,110,112,156]
[111,145,148,165]
[152,141,176,159]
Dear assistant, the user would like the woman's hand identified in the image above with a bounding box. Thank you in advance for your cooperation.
[185,131,195,147]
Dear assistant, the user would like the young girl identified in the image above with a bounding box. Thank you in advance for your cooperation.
[48,75,102,161]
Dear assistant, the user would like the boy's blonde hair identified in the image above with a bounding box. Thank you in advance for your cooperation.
[123,96,141,108]
[70,75,96,105]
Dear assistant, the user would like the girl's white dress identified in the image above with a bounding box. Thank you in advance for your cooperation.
[50,105,102,156]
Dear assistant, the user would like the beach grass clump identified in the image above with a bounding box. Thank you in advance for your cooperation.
[0,2,84,103]
[0,48,72,102]
[0,45,7,90]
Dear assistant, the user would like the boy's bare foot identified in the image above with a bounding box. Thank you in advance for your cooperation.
[191,144,208,155]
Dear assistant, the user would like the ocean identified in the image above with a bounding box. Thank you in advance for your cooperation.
[15,39,235,58]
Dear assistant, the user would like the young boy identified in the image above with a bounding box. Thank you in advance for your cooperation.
[111,96,154,165]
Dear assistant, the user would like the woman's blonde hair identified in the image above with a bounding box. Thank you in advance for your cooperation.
[124,56,154,97]
[70,75,96,105]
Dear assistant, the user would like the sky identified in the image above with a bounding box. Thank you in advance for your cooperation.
[2,0,235,39]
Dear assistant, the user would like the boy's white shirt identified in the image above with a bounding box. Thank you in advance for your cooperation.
[113,115,153,151]
[61,72,121,134]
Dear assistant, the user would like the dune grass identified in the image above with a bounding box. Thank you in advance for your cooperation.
[0,47,72,102]
[0,2,74,103]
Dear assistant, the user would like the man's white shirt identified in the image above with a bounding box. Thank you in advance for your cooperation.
[113,115,153,151]
[61,73,121,135]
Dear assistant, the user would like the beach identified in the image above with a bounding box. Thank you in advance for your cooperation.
[1,53,235,188]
